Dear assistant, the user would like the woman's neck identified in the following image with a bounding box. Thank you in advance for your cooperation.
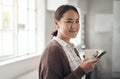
[57,36,70,44]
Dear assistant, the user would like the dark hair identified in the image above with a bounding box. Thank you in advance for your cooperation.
[51,5,79,38]
[51,30,58,39]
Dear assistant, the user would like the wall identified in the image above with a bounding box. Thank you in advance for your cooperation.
[0,55,40,79]
[112,0,120,72]
[77,0,88,13]
[45,11,55,45]
[37,0,46,52]
[15,69,38,79]
[85,0,113,79]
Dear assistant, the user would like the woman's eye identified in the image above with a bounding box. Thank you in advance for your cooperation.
[66,20,74,23]
[76,21,79,23]
[66,20,79,23]
[66,21,73,23]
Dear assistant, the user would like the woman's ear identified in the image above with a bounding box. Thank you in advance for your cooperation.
[53,19,59,29]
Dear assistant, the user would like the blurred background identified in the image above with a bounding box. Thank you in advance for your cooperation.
[0,0,120,79]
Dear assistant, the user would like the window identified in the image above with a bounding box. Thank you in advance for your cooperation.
[0,0,37,60]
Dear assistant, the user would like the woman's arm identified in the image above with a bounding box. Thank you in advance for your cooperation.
[39,45,85,79]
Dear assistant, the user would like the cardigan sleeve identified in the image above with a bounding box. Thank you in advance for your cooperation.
[39,45,86,79]
[64,66,86,79]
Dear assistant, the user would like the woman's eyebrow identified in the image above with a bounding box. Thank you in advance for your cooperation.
[66,18,79,21]
[66,18,73,20]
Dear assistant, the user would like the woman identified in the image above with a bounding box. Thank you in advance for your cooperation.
[39,5,99,79]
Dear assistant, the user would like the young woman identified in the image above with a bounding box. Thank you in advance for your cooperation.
[39,5,99,79]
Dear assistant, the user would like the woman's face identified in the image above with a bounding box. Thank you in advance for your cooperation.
[55,10,80,40]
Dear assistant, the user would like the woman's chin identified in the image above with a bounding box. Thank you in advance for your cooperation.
[71,35,77,38]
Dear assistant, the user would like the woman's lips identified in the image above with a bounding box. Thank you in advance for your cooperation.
[69,30,78,33]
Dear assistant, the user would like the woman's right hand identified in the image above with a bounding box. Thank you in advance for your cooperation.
[79,58,99,73]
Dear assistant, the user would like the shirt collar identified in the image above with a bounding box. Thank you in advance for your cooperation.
[52,37,75,49]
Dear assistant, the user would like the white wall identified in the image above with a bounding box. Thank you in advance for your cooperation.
[77,0,88,13]
[37,0,46,52]
[85,0,113,78]
[86,0,113,49]
[112,0,120,72]
[15,69,38,79]
[0,55,40,79]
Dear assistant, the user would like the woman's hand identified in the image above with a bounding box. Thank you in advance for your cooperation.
[79,58,100,73]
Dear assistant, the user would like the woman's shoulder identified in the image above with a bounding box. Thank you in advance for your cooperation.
[42,40,64,59]
[47,40,61,48]
[45,40,66,55]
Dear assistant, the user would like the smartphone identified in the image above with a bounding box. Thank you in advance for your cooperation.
[97,50,106,58]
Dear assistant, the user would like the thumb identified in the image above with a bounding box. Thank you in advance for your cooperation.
[83,58,89,62]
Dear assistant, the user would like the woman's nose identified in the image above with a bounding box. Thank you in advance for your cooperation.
[71,22,79,28]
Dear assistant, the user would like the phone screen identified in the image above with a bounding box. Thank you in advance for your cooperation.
[97,50,106,58]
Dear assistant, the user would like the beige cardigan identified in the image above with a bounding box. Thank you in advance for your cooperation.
[39,40,91,79]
